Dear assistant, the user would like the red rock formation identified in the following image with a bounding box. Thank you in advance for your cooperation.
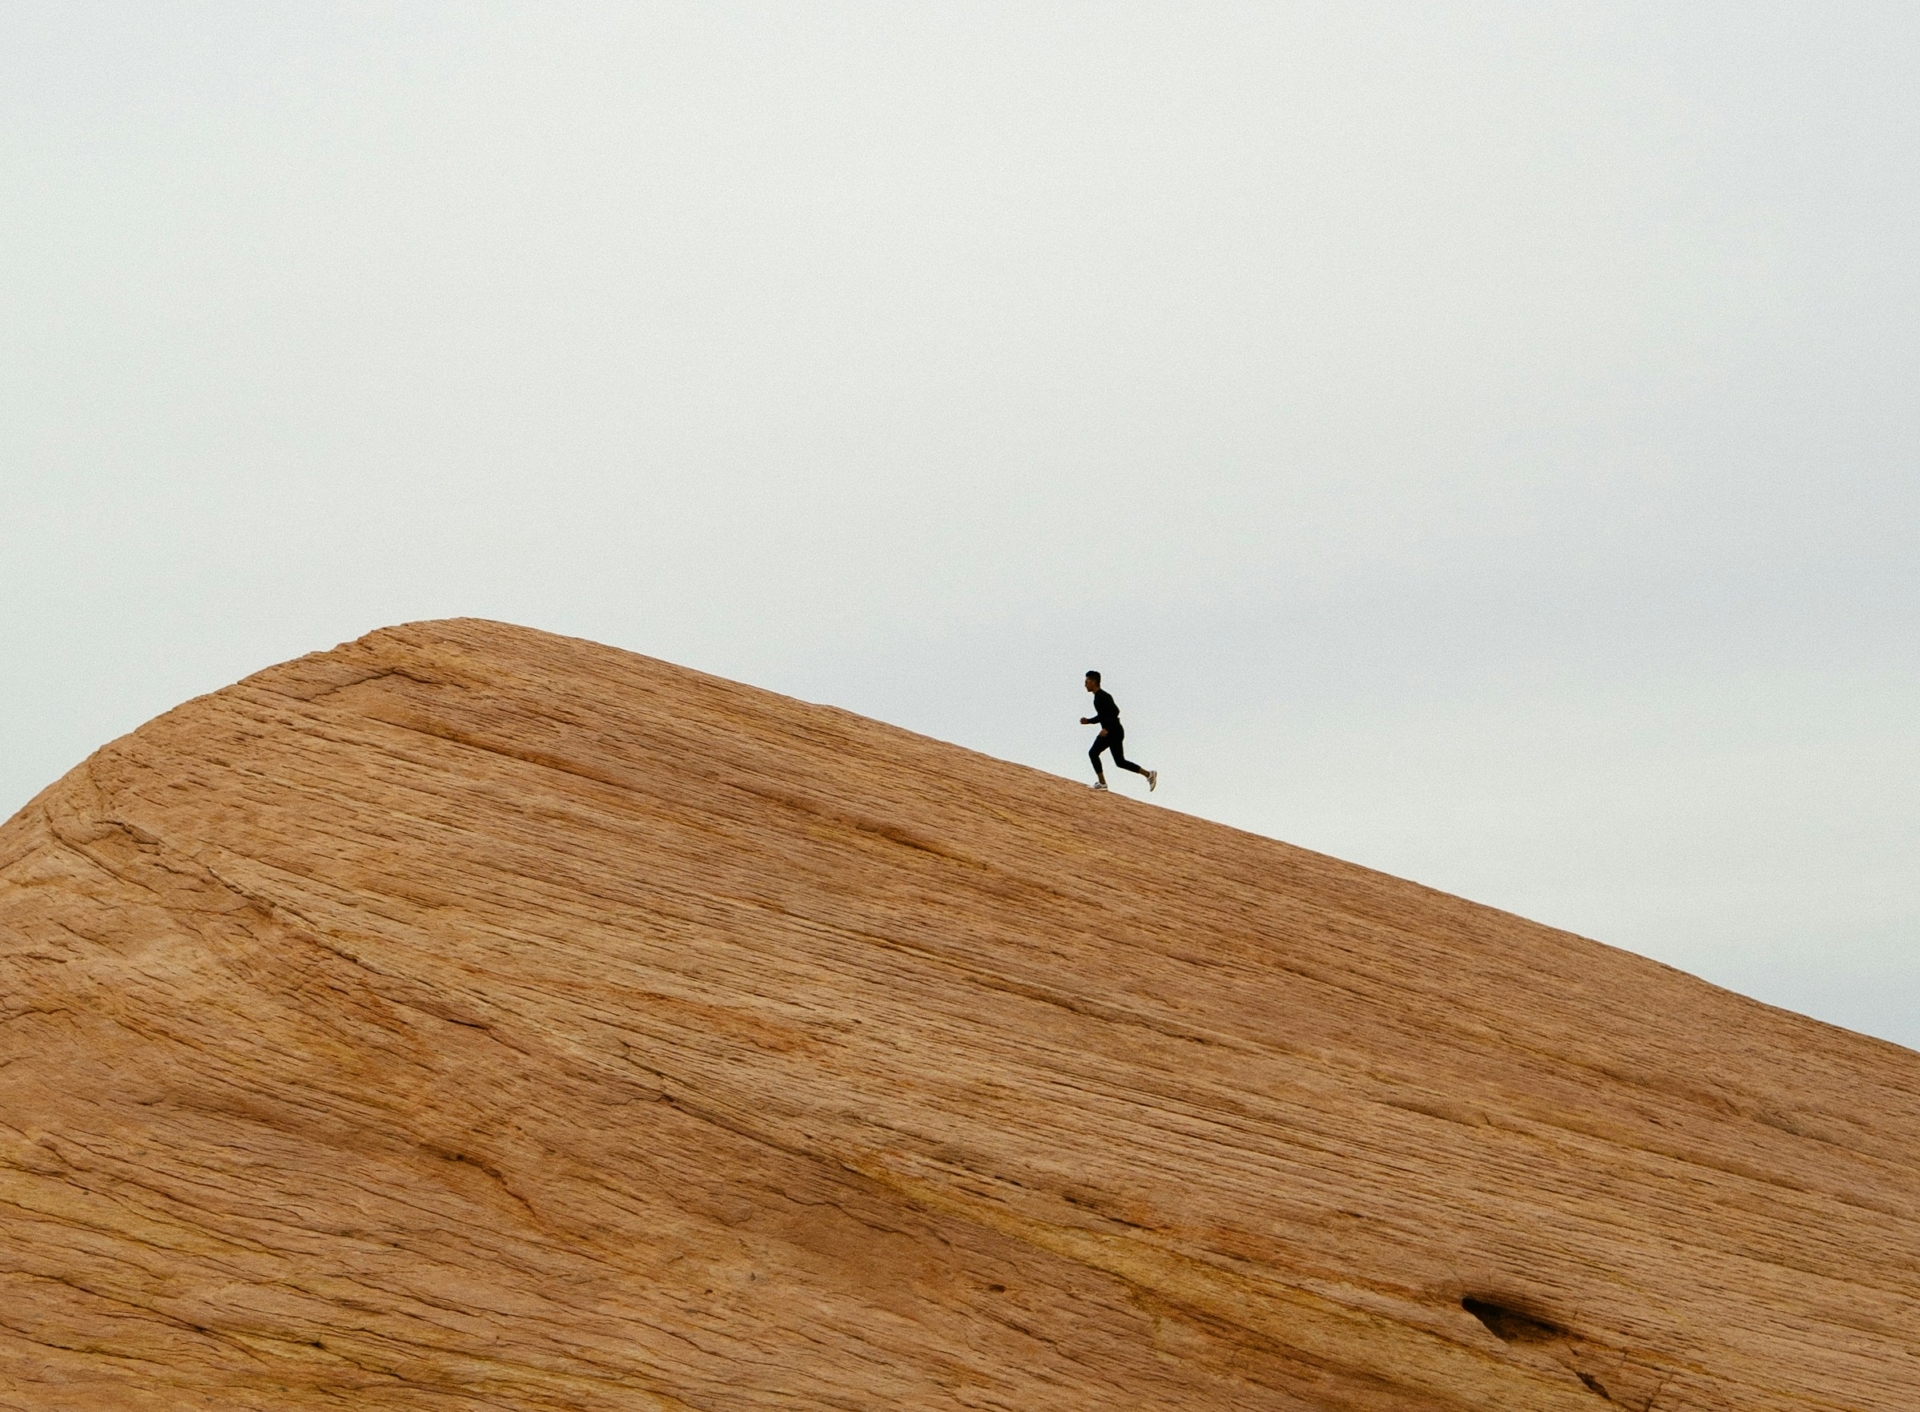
[2,619,1915,1410]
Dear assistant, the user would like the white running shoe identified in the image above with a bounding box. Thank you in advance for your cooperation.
[1147,770,1158,792]
[1092,779,1109,791]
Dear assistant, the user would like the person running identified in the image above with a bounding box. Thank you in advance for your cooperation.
[1080,671,1157,792]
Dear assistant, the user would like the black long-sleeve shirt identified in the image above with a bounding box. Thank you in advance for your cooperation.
[1090,689,1121,731]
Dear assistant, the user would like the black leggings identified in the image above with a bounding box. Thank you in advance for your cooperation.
[1091,730,1147,777]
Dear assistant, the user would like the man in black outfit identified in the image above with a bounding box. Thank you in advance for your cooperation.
[1081,671,1158,793]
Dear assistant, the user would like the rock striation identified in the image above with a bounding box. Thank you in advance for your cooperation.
[3,619,1918,1411]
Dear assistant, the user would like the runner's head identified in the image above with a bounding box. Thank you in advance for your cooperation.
[1084,670,1101,692]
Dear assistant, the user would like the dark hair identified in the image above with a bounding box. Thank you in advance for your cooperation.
[1085,670,1101,684]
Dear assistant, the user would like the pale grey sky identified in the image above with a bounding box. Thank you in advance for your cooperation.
[5,4,1916,1044]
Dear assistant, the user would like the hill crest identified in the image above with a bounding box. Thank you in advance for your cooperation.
[2,618,1915,1410]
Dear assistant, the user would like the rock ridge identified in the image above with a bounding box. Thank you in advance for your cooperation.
[2,618,1916,1410]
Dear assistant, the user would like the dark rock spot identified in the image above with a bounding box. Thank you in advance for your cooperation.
[1462,1296,1567,1345]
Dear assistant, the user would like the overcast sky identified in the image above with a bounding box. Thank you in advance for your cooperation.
[5,3,1915,1047]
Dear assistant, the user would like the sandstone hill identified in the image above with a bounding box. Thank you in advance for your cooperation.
[3,619,1917,1411]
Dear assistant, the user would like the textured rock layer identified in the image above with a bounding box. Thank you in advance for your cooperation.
[2,619,1916,1410]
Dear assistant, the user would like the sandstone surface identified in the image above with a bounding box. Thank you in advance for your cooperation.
[2,619,1917,1410]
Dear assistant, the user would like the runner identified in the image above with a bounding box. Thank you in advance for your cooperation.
[1080,671,1157,793]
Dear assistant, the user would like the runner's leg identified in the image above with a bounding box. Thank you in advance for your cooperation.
[1107,731,1148,775]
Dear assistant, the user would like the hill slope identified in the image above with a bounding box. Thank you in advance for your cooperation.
[2,619,1916,1411]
